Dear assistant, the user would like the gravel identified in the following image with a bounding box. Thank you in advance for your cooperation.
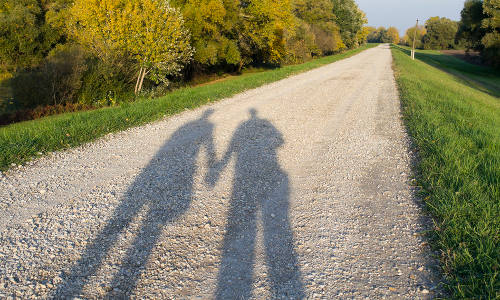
[0,44,441,299]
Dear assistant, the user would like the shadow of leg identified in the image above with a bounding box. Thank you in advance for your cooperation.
[215,191,258,300]
[262,177,305,299]
[105,205,167,297]
[53,200,146,298]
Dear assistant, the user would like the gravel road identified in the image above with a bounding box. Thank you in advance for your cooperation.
[0,44,440,299]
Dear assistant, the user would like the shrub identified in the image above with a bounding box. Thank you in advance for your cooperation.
[77,57,135,107]
[10,45,87,109]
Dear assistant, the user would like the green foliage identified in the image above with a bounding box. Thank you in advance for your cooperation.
[457,0,500,67]
[422,17,458,50]
[285,19,318,63]
[481,0,500,67]
[78,57,136,107]
[392,45,500,298]
[457,0,487,50]
[331,0,367,48]
[0,0,68,73]
[0,0,43,72]
[10,44,87,108]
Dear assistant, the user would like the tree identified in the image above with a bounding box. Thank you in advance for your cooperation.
[386,27,400,44]
[354,26,371,44]
[239,0,296,65]
[70,0,193,93]
[365,26,399,44]
[456,0,500,67]
[365,26,378,42]
[481,0,500,67]
[422,17,458,49]
[331,0,367,48]
[291,0,343,57]
[402,25,426,48]
[456,0,487,50]
[0,0,67,74]
[171,0,241,69]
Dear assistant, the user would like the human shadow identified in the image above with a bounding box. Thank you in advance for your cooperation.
[208,109,304,299]
[54,109,216,298]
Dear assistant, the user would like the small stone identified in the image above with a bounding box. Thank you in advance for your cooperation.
[421,289,429,294]
[271,213,276,218]
[417,266,424,271]
[39,189,46,195]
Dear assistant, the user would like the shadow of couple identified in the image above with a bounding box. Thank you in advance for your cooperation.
[55,108,304,299]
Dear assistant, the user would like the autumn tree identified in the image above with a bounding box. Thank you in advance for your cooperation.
[386,27,400,44]
[238,0,295,65]
[402,25,426,48]
[70,0,193,93]
[290,0,343,59]
[355,26,372,44]
[365,26,377,42]
[171,0,241,69]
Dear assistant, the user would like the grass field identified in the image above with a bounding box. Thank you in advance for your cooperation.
[0,44,378,172]
[391,45,499,298]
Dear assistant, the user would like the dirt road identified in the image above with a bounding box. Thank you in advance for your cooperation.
[0,45,438,298]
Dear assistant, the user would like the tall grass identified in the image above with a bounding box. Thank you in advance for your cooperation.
[0,44,378,172]
[391,45,499,298]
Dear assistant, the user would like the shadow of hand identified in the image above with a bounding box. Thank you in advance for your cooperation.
[205,161,223,188]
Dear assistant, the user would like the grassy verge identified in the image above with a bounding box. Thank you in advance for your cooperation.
[0,43,378,172]
[398,45,500,97]
[391,45,499,298]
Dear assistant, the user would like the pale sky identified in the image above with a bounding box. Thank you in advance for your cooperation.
[356,0,465,35]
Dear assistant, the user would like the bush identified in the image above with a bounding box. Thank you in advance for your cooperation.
[78,57,136,107]
[285,20,317,64]
[10,45,87,109]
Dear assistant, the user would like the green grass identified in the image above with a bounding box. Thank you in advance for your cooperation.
[391,45,499,298]
[399,46,500,98]
[0,43,378,172]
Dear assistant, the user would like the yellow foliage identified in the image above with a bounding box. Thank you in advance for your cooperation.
[242,0,296,64]
[70,0,193,82]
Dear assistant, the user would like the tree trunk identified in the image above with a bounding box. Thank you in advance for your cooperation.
[134,67,144,94]
[137,68,147,93]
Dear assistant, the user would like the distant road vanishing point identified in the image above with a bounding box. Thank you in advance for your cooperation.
[0,45,439,298]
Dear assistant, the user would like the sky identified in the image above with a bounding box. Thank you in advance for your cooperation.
[356,0,465,35]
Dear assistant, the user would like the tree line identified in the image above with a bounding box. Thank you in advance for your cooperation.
[0,0,368,116]
[394,0,499,68]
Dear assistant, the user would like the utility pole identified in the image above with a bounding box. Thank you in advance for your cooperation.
[411,19,419,60]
